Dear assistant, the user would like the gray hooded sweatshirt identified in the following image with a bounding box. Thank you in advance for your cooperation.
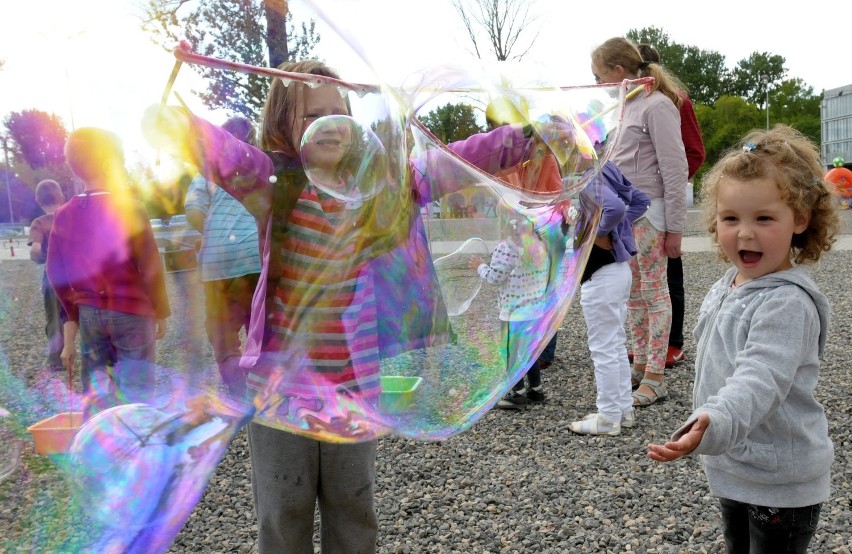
[673,266,833,507]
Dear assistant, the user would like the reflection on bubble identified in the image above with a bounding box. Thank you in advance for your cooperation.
[66,399,252,552]
[433,238,489,316]
[0,404,21,483]
[301,115,388,204]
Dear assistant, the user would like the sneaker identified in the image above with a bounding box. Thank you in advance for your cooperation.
[569,413,621,436]
[665,346,686,368]
[526,386,545,404]
[496,389,529,410]
[621,407,636,428]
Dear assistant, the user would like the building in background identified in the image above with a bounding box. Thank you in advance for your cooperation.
[821,84,852,169]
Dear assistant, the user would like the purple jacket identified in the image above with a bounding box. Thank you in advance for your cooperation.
[582,161,650,263]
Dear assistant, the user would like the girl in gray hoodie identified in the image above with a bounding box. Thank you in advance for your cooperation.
[648,125,840,553]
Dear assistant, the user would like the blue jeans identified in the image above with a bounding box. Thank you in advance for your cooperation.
[42,273,66,369]
[540,332,558,367]
[502,320,542,390]
[78,305,157,418]
[719,498,821,553]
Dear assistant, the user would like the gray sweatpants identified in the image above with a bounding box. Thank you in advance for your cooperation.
[248,422,378,553]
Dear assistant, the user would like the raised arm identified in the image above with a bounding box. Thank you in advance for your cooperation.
[142,106,275,221]
[476,241,520,286]
[410,124,528,204]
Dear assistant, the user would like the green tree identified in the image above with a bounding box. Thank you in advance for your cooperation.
[729,52,786,108]
[769,78,821,144]
[627,27,729,105]
[624,28,821,185]
[693,95,763,190]
[3,110,68,169]
[141,0,320,119]
[420,103,484,144]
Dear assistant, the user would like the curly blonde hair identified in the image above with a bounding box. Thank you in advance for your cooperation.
[700,124,839,264]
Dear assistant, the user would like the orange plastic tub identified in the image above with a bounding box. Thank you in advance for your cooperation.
[26,412,83,455]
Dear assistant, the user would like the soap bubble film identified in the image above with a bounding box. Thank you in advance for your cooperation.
[0,39,641,552]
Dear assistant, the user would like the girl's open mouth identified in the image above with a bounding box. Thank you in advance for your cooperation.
[739,250,762,265]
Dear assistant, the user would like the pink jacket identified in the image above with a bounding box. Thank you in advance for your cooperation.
[610,90,689,234]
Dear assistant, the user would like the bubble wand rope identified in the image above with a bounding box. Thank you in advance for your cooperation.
[172,41,653,98]
[172,41,379,95]
[155,58,183,166]
[580,82,647,129]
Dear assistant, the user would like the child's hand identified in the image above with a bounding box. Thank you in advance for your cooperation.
[155,319,167,340]
[468,255,484,270]
[61,343,76,373]
[647,412,709,462]
[664,231,683,258]
[141,104,192,153]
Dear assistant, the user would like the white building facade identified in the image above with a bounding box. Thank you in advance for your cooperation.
[821,84,852,168]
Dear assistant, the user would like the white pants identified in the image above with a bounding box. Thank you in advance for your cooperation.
[580,261,632,422]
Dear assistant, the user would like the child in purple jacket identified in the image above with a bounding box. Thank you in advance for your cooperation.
[570,159,650,435]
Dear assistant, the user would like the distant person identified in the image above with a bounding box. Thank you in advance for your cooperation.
[487,96,561,373]
[648,125,840,553]
[591,37,689,407]
[570,156,649,435]
[184,116,261,399]
[47,127,170,419]
[28,179,66,371]
[637,43,706,370]
[470,204,549,410]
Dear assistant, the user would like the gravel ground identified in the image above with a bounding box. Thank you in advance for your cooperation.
[1,249,851,554]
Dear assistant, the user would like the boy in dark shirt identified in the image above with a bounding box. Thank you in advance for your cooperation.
[47,128,170,418]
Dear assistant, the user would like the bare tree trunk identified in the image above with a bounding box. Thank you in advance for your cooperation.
[450,0,540,62]
[264,0,289,68]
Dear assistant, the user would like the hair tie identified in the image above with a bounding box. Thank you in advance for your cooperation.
[742,142,757,153]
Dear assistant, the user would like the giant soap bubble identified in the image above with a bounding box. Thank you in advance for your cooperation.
[0,31,645,554]
[233,61,635,442]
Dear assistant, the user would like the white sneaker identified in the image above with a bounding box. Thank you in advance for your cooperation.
[622,407,636,428]
[569,413,621,436]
